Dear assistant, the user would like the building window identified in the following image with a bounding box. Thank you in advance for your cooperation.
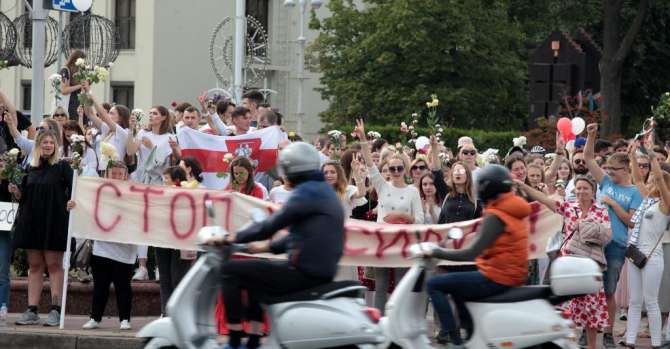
[21,80,31,111]
[246,0,269,36]
[111,82,134,109]
[115,0,136,50]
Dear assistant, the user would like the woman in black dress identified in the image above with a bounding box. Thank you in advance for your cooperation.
[10,129,73,326]
[59,50,86,120]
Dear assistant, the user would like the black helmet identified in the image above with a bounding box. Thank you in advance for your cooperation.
[477,164,513,203]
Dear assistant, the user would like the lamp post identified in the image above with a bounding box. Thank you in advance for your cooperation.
[283,0,321,136]
[233,0,246,104]
[28,0,46,126]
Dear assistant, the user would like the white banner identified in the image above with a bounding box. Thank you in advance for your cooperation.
[70,177,563,267]
[0,202,18,231]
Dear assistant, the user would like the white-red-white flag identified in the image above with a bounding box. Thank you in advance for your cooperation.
[177,126,283,189]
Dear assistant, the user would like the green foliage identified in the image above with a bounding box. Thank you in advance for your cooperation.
[337,124,519,153]
[310,0,528,131]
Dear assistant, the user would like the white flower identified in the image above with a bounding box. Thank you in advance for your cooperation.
[89,128,98,137]
[48,74,62,82]
[100,142,119,161]
[223,153,234,163]
[8,148,19,156]
[481,148,500,164]
[70,134,85,143]
[367,131,381,139]
[408,125,414,130]
[411,113,418,118]
[108,62,114,67]
[72,152,81,159]
[75,58,86,67]
[96,67,110,81]
[512,136,527,148]
[327,130,342,139]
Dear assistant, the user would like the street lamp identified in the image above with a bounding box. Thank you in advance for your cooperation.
[284,0,321,136]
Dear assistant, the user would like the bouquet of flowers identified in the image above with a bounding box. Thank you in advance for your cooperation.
[0,60,8,71]
[132,108,148,129]
[72,59,112,106]
[48,73,63,102]
[69,134,86,173]
[0,148,26,187]
[217,153,234,178]
[367,131,382,140]
[100,142,119,170]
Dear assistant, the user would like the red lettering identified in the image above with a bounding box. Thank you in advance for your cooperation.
[94,183,122,232]
[343,228,368,256]
[170,192,197,240]
[423,228,443,243]
[129,185,165,233]
[375,229,410,258]
[202,193,232,229]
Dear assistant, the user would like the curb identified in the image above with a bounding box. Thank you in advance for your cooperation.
[0,330,143,349]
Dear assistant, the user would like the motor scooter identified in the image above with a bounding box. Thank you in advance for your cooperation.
[138,201,386,349]
[379,228,603,349]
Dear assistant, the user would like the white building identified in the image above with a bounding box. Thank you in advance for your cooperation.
[0,0,332,139]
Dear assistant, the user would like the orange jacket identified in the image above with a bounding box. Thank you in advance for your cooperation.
[476,192,531,287]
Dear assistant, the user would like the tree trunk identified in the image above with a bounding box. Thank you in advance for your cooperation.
[598,0,649,136]
[600,62,623,136]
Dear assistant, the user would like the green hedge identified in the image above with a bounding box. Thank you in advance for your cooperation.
[335,124,519,152]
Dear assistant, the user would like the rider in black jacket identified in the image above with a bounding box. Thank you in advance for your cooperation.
[218,142,345,349]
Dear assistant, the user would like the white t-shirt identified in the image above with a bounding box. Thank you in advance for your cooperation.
[93,241,138,265]
[81,147,98,173]
[99,123,129,170]
[342,185,367,218]
[136,129,173,166]
[269,185,292,205]
[368,166,424,223]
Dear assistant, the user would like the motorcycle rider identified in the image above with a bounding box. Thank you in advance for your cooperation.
[424,164,531,347]
[211,142,345,349]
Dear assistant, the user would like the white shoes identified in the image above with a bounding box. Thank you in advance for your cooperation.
[154,267,160,281]
[82,319,99,329]
[132,266,149,281]
[120,320,132,330]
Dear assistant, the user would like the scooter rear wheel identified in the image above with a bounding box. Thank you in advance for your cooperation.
[142,338,178,349]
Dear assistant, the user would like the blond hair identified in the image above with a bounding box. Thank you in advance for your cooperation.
[31,130,60,167]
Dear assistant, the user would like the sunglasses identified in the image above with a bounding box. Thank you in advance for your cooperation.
[603,166,626,172]
[388,166,405,173]
[638,163,650,169]
[574,159,586,165]
[53,113,67,117]
[411,165,427,171]
[36,126,45,132]
[461,150,477,156]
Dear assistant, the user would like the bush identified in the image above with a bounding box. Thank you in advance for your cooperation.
[334,124,520,152]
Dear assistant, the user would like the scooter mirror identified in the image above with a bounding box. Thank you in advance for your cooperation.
[447,228,464,240]
[205,200,216,219]
[250,208,268,223]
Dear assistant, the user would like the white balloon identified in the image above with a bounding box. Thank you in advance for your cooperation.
[571,117,586,135]
[72,0,93,12]
[566,140,575,153]
[415,136,430,151]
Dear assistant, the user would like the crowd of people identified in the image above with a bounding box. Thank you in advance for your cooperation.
[0,49,668,349]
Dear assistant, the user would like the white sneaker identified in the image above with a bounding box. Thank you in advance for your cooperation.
[120,320,131,330]
[154,268,160,281]
[132,266,149,281]
[82,319,99,329]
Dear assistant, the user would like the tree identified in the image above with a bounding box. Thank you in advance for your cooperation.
[599,0,649,136]
[309,0,528,130]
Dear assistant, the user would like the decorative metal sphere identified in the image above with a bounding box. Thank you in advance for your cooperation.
[62,14,119,67]
[0,12,17,61]
[12,13,60,68]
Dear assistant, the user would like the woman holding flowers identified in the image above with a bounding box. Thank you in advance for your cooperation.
[11,130,74,327]
[59,50,86,120]
[84,95,130,173]
[62,121,98,175]
[225,157,266,200]
[127,106,174,185]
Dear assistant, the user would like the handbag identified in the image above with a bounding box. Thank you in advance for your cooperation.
[73,240,93,270]
[626,233,663,269]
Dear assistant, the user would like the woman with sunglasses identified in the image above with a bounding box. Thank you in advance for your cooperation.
[410,157,430,189]
[51,107,69,127]
[354,119,423,313]
[457,144,480,178]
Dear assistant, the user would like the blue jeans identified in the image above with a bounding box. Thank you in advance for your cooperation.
[427,271,509,334]
[0,232,10,306]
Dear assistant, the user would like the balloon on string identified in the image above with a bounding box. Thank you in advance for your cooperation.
[566,140,575,153]
[571,117,586,135]
[415,136,430,151]
[73,0,93,12]
[557,117,572,138]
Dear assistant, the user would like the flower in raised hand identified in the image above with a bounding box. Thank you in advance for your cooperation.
[8,148,20,157]
[75,58,86,67]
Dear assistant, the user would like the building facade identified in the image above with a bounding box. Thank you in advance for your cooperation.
[0,0,332,138]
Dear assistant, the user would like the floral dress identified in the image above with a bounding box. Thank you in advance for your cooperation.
[555,199,610,330]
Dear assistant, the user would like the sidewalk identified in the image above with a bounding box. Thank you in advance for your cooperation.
[0,313,154,349]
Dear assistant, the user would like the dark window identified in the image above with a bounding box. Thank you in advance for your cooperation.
[21,80,31,111]
[115,0,136,50]
[22,0,33,49]
[111,82,134,109]
[246,0,269,36]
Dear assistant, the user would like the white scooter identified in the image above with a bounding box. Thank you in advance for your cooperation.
[380,229,603,349]
[138,202,386,349]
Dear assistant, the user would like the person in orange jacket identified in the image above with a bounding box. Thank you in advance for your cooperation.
[424,164,531,347]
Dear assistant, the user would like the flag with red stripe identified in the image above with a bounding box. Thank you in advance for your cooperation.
[177,126,283,189]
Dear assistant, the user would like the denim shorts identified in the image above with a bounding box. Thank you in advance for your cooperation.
[603,243,626,296]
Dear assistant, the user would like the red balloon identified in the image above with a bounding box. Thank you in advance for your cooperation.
[557,117,572,136]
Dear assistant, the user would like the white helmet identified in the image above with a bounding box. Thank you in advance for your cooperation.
[278,142,321,176]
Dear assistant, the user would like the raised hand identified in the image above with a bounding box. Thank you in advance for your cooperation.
[353,119,367,141]
[586,123,598,136]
